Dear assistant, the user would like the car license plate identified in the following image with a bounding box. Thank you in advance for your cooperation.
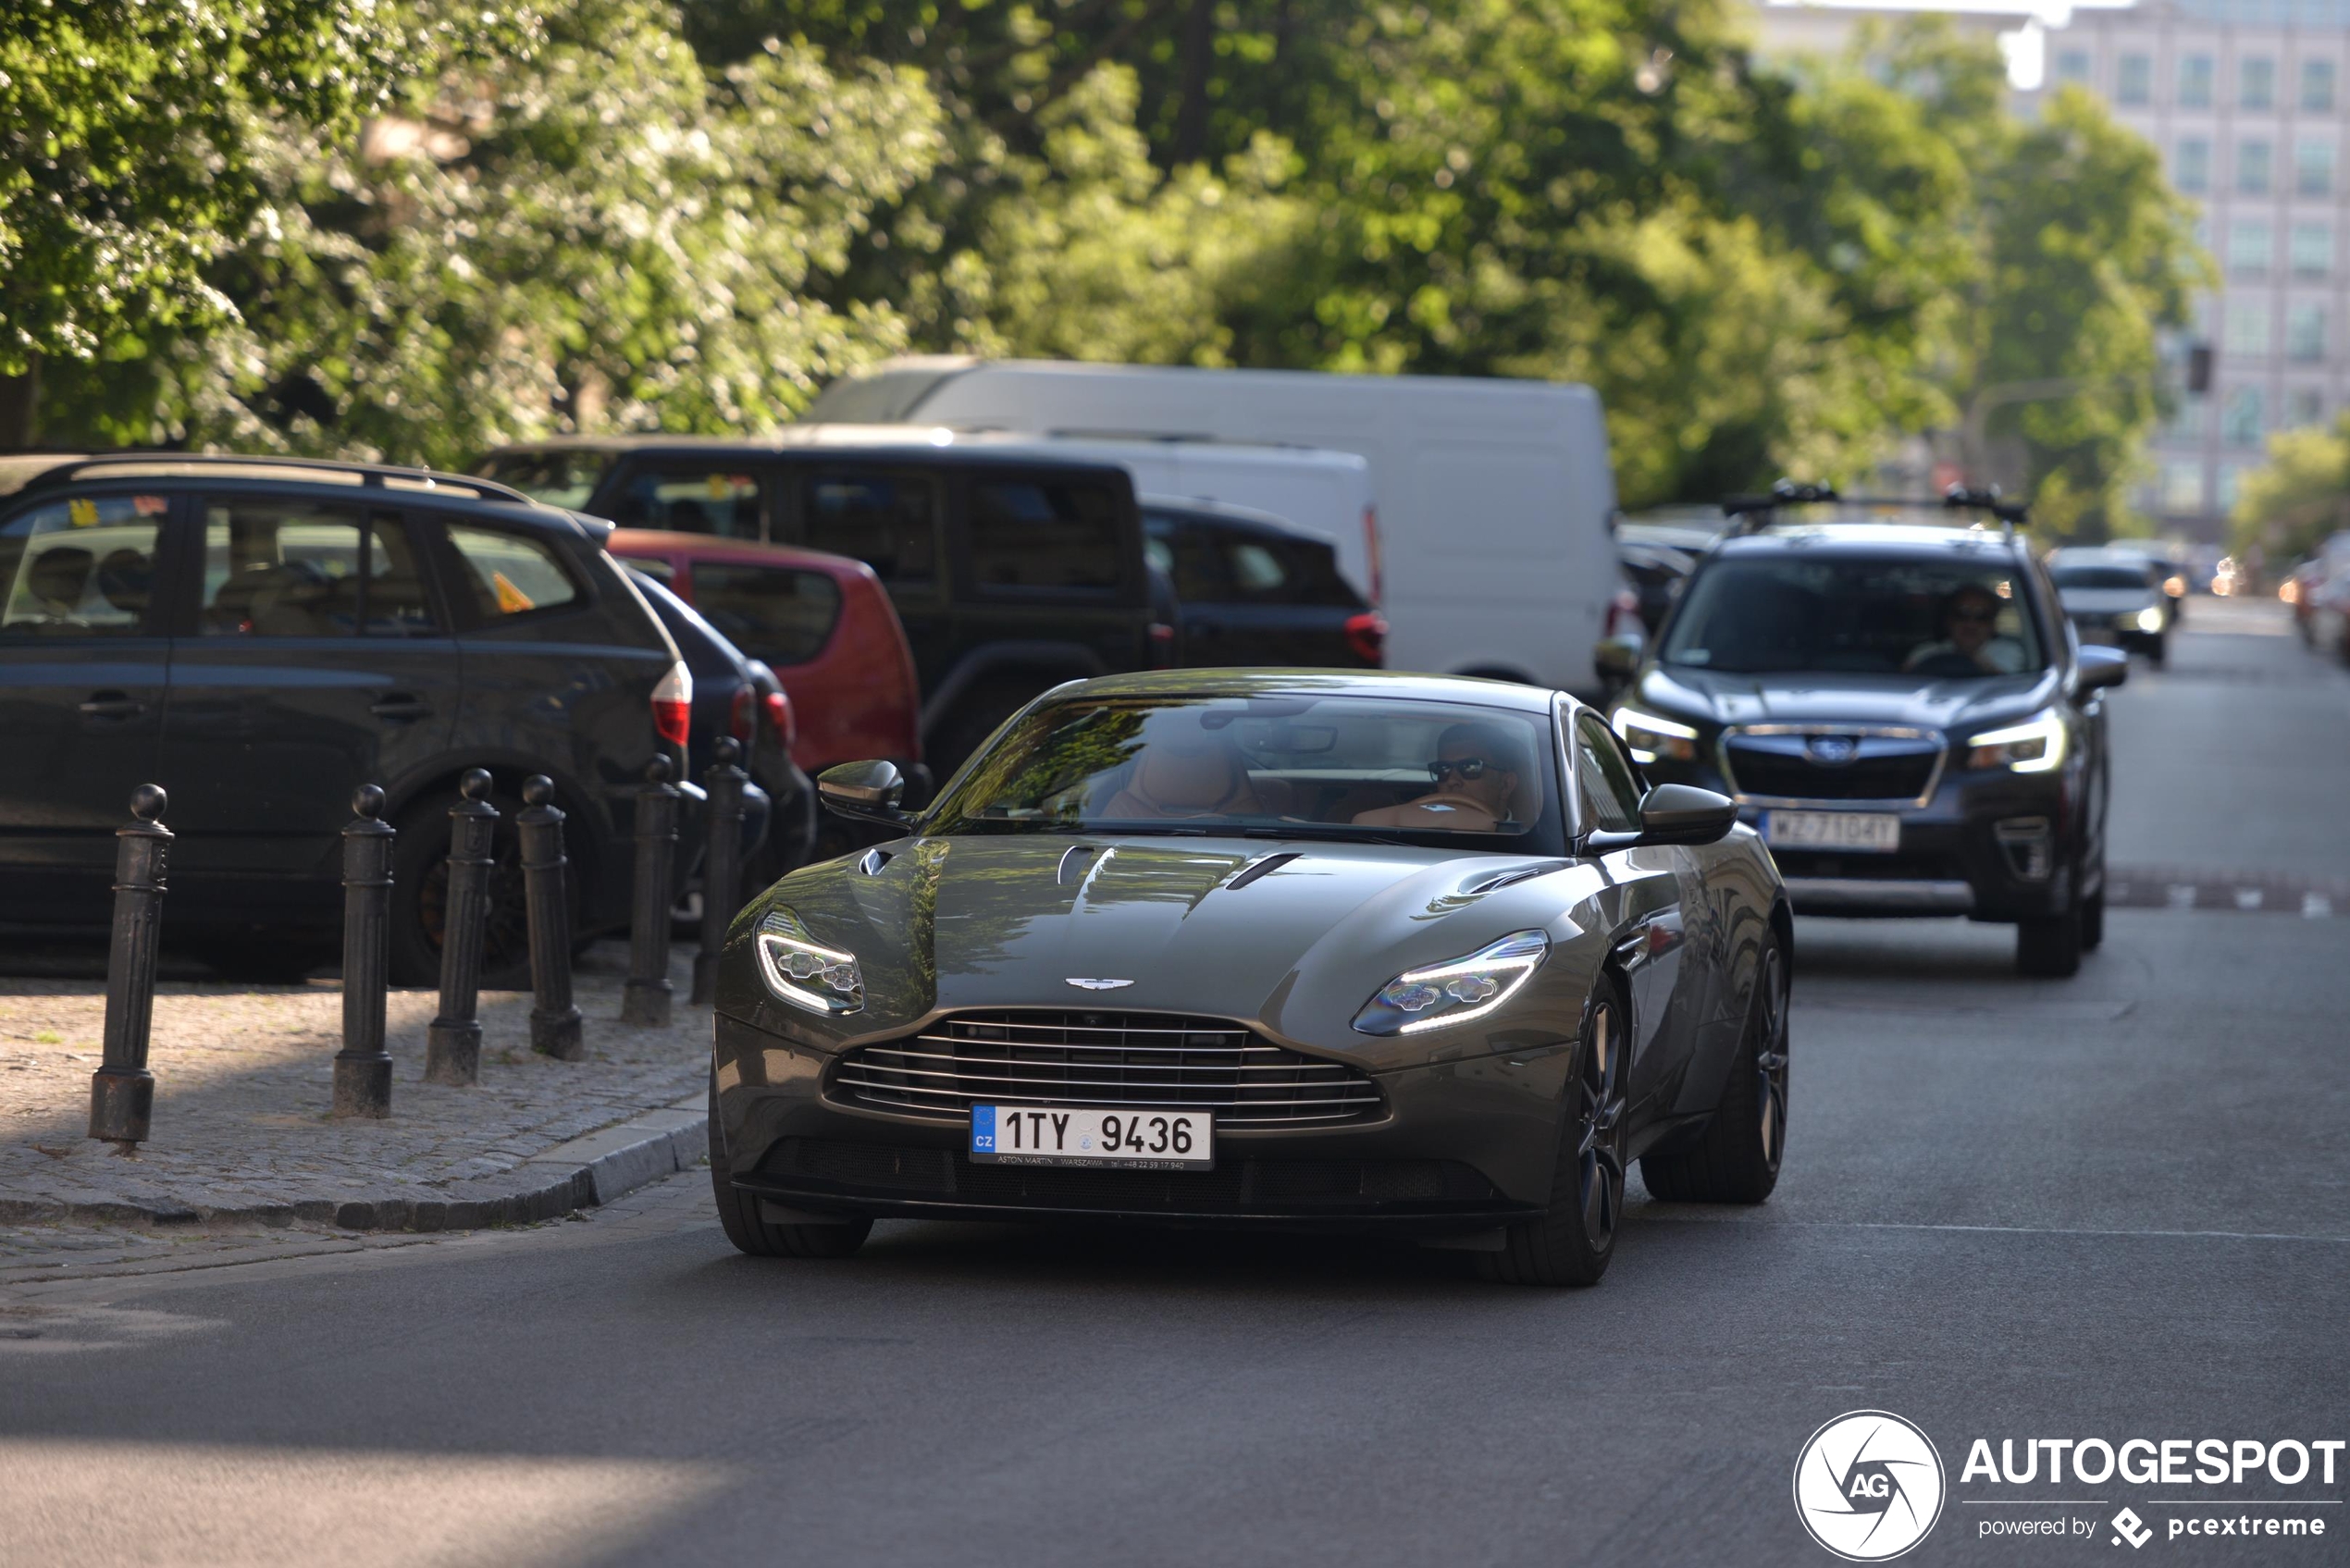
[1764,810,1901,853]
[970,1105,1213,1170]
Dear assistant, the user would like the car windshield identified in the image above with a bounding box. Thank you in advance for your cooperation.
[928,694,1565,850]
[1663,555,2047,678]
[2048,563,2154,591]
[477,450,614,509]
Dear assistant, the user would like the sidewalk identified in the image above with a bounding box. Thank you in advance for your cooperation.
[0,946,712,1235]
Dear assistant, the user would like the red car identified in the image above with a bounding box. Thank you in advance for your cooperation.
[605,532,922,785]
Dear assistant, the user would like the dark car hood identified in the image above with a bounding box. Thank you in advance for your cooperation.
[768,833,1598,1043]
[1635,664,2058,733]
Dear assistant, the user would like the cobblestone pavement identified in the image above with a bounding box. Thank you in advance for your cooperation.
[0,943,711,1233]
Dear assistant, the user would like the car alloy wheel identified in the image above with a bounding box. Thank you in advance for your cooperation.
[1753,943,1789,1176]
[1575,995,1628,1253]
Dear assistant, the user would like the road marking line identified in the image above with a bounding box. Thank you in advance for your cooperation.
[2167,883,2197,908]
[2307,893,2334,919]
[2235,886,2264,910]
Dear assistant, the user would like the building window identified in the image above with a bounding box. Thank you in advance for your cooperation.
[2238,140,2273,194]
[2289,303,2327,362]
[2160,461,2207,512]
[2242,56,2277,109]
[2222,387,2266,447]
[2290,388,2326,426]
[2167,396,2208,441]
[2224,297,2273,354]
[2119,54,2152,105]
[2293,222,2332,278]
[2177,138,2211,193]
[2297,139,2335,197]
[2218,463,2253,511]
[2056,49,2091,85]
[2304,58,2338,112]
[2180,55,2215,108]
[2229,221,2274,278]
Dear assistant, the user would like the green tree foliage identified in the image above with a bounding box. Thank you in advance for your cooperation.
[2229,417,2350,562]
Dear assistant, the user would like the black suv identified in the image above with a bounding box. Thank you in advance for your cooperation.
[0,454,700,983]
[476,438,1157,772]
[1603,487,2128,976]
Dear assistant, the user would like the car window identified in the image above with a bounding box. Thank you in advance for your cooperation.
[2048,563,2157,591]
[444,524,582,621]
[1229,539,1289,597]
[611,467,762,540]
[928,693,1563,850]
[967,476,1123,594]
[686,562,844,666]
[1663,556,2045,677]
[198,500,435,637]
[0,492,168,636]
[800,473,938,586]
[1144,517,1227,601]
[1573,715,1644,833]
[476,450,614,510]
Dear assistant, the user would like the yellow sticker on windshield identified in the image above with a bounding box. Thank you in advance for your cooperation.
[68,498,98,527]
[491,570,536,613]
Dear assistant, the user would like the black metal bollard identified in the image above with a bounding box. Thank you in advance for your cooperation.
[691,736,748,1006]
[334,785,396,1118]
[517,774,584,1060]
[622,756,680,1027]
[425,769,498,1086]
[88,784,172,1151]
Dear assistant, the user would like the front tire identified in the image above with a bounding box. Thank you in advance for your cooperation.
[708,1074,872,1259]
[2080,888,2106,951]
[2016,898,2084,977]
[1641,937,1789,1204]
[1480,979,1628,1287]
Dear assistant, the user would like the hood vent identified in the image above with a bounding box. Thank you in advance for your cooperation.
[1463,860,1570,896]
[1223,851,1302,891]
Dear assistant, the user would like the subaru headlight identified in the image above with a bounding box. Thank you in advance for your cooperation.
[1610,706,1699,764]
[1965,710,2066,774]
[1353,929,1550,1037]
[755,907,864,1014]
[2133,605,2165,633]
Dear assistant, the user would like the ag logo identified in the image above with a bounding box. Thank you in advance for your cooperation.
[1793,1410,1947,1562]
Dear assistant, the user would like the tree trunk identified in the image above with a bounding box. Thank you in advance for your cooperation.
[0,357,39,451]
[1174,0,1215,165]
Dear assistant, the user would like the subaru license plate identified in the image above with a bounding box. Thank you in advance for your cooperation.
[1764,810,1902,854]
[970,1105,1213,1170]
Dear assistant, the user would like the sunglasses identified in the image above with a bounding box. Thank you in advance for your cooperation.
[1429,757,1494,783]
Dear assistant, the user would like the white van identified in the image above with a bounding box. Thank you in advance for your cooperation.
[804,358,1619,692]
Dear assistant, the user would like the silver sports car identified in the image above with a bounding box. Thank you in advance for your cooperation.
[708,671,1792,1285]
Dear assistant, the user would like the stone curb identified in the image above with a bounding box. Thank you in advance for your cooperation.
[0,1093,709,1234]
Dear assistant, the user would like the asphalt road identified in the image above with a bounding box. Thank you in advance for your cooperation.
[5,597,2345,1568]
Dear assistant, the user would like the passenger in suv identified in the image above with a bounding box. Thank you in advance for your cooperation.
[476,436,1157,772]
[1604,485,2129,977]
[0,454,699,984]
[1141,497,1385,668]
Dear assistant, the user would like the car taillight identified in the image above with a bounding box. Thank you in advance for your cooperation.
[729,685,756,743]
[651,661,693,747]
[1605,586,1642,639]
[1345,610,1388,665]
[761,688,795,748]
[1363,506,1384,606]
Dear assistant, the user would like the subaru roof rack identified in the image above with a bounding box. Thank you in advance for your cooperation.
[1721,480,2029,535]
[16,451,538,508]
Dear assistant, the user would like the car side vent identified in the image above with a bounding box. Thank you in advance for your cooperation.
[859,847,894,876]
[1224,852,1301,891]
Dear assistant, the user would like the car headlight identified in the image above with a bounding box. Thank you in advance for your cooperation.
[754,907,864,1014]
[1965,710,2067,774]
[1353,929,1550,1037]
[2134,605,2165,632]
[1610,706,1699,764]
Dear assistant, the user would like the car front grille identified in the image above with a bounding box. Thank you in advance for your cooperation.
[831,1009,1381,1127]
[1723,733,1941,802]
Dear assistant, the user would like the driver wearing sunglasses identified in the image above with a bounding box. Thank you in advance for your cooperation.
[1351,722,1527,832]
[1902,583,2026,675]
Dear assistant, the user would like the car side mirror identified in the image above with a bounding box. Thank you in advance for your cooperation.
[818,759,912,826]
[1584,784,1739,853]
[2075,645,2129,694]
[1594,634,1642,694]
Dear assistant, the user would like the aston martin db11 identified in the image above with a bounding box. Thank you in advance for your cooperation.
[707,671,1793,1286]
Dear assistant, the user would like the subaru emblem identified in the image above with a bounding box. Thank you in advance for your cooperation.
[1806,735,1860,765]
